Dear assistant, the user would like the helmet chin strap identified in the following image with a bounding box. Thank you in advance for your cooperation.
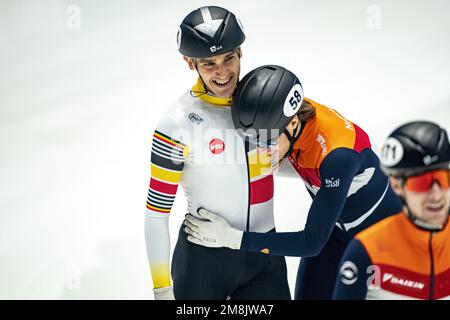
[282,118,306,160]
[193,62,212,95]
[399,194,448,232]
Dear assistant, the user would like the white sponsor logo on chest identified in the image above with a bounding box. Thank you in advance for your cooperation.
[382,273,425,290]
[316,134,328,155]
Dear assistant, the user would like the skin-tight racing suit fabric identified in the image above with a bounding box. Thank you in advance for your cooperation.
[240,99,403,299]
[145,79,290,299]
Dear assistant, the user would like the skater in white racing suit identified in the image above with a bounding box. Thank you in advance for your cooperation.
[144,6,290,300]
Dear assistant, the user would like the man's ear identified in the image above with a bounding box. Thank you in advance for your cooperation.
[237,47,243,58]
[183,56,196,70]
[289,115,300,132]
[389,176,404,197]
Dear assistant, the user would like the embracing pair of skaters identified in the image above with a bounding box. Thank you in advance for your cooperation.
[145,6,450,300]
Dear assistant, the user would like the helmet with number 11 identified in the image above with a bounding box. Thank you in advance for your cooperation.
[380,121,450,231]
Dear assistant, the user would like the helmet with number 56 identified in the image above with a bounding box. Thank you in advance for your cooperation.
[231,65,304,143]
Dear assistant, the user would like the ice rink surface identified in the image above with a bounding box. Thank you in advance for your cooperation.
[0,0,449,299]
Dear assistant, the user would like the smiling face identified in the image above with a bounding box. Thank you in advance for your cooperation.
[184,49,241,98]
[390,175,450,226]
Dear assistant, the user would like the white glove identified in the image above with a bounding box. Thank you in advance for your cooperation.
[184,208,243,250]
[153,286,175,300]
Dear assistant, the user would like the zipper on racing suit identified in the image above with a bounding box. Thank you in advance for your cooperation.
[428,232,435,300]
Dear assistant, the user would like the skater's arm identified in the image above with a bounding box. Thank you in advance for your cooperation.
[332,239,372,300]
[145,117,188,298]
[241,148,362,256]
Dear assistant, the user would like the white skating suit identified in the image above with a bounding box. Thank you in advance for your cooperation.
[144,79,274,289]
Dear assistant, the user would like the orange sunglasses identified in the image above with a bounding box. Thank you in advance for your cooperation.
[404,169,450,192]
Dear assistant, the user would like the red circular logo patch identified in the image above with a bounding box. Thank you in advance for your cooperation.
[209,138,225,155]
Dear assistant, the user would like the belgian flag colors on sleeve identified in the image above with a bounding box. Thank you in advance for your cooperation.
[147,129,187,215]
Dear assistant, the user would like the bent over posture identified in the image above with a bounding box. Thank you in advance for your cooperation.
[184,65,403,299]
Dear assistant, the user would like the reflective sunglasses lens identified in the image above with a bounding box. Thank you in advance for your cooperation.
[405,170,450,192]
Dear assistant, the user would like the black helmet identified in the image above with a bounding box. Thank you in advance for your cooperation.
[177,6,245,58]
[232,65,304,142]
[380,121,450,177]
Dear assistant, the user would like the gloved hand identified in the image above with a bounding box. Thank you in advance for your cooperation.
[153,286,175,300]
[184,208,243,250]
